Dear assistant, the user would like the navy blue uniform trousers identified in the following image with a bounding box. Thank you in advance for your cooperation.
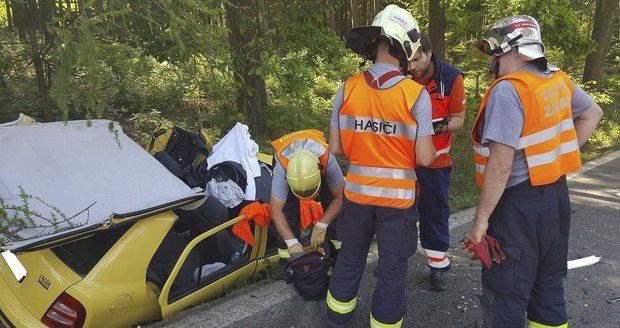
[480,177,570,328]
[326,198,418,326]
[416,166,452,271]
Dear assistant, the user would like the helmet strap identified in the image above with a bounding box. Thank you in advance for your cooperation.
[489,55,501,79]
[387,44,408,74]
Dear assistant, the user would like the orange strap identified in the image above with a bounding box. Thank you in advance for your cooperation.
[232,202,272,247]
[299,200,324,231]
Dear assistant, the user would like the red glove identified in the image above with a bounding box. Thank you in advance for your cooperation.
[484,235,506,264]
[463,235,506,270]
[464,237,492,270]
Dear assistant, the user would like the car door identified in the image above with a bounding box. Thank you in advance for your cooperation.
[157,214,261,319]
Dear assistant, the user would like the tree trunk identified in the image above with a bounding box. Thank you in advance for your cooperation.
[24,0,54,121]
[428,0,447,60]
[10,0,28,40]
[5,0,13,30]
[583,0,619,88]
[351,0,359,27]
[224,0,267,134]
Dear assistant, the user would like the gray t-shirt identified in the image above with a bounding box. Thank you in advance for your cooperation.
[481,64,594,187]
[330,62,434,137]
[271,153,344,201]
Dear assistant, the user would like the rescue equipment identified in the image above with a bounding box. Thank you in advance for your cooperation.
[286,244,335,301]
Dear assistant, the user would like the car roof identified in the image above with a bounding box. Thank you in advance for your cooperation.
[0,119,204,251]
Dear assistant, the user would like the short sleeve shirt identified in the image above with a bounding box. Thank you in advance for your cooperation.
[481,64,595,187]
[271,153,344,201]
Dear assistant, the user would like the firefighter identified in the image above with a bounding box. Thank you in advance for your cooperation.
[270,130,344,264]
[326,4,436,327]
[408,34,467,291]
[469,15,603,327]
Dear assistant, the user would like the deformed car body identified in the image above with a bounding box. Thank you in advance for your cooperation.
[0,118,278,328]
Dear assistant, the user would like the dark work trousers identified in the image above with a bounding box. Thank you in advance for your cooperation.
[480,177,570,328]
[416,166,452,272]
[326,198,418,327]
[277,175,338,266]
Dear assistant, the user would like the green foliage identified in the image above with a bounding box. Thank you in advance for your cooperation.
[0,187,82,245]
[1,0,619,215]
[579,76,620,162]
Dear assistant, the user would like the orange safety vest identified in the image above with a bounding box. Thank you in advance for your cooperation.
[339,71,422,208]
[271,129,329,174]
[471,70,581,188]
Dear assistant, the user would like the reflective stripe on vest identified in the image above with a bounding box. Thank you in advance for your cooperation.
[471,70,581,187]
[472,145,489,187]
[345,164,416,208]
[339,72,422,208]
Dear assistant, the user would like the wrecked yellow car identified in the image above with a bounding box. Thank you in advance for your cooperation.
[0,118,278,328]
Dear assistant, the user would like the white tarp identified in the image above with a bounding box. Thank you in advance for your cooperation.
[207,122,261,201]
[0,119,203,250]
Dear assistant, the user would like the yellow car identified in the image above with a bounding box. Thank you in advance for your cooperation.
[0,119,278,328]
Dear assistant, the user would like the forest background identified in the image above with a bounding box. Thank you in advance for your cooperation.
[1,0,619,211]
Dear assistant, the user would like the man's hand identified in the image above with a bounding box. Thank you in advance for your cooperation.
[433,123,449,135]
[287,243,304,257]
[467,219,488,245]
[462,234,507,270]
[310,224,327,249]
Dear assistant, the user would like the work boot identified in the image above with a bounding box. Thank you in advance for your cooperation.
[430,270,447,291]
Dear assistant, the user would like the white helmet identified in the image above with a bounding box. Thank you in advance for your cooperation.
[476,15,545,61]
[345,4,421,63]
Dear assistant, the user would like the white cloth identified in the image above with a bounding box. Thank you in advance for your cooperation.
[205,179,245,208]
[207,123,261,200]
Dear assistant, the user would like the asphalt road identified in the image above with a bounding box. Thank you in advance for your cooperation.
[150,150,620,328]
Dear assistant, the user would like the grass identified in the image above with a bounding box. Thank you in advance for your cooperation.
[218,259,282,298]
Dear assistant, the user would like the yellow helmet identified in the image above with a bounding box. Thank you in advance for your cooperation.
[286,149,321,200]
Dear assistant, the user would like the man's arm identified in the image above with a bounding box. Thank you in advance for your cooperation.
[447,73,466,132]
[448,110,465,131]
[270,195,296,241]
[574,103,603,147]
[415,135,436,166]
[319,182,344,225]
[329,127,344,156]
[469,141,515,244]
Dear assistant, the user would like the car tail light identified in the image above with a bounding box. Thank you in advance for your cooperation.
[41,292,86,328]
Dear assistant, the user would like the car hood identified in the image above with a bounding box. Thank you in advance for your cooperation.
[0,119,204,252]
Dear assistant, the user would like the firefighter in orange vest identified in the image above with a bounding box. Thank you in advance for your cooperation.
[468,15,602,327]
[270,130,344,264]
[407,34,466,291]
[326,5,436,327]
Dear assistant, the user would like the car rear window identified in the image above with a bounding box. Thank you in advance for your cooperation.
[51,223,134,276]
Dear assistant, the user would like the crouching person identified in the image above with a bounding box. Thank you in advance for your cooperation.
[270,130,344,266]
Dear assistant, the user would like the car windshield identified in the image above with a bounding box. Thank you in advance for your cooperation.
[51,224,134,277]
